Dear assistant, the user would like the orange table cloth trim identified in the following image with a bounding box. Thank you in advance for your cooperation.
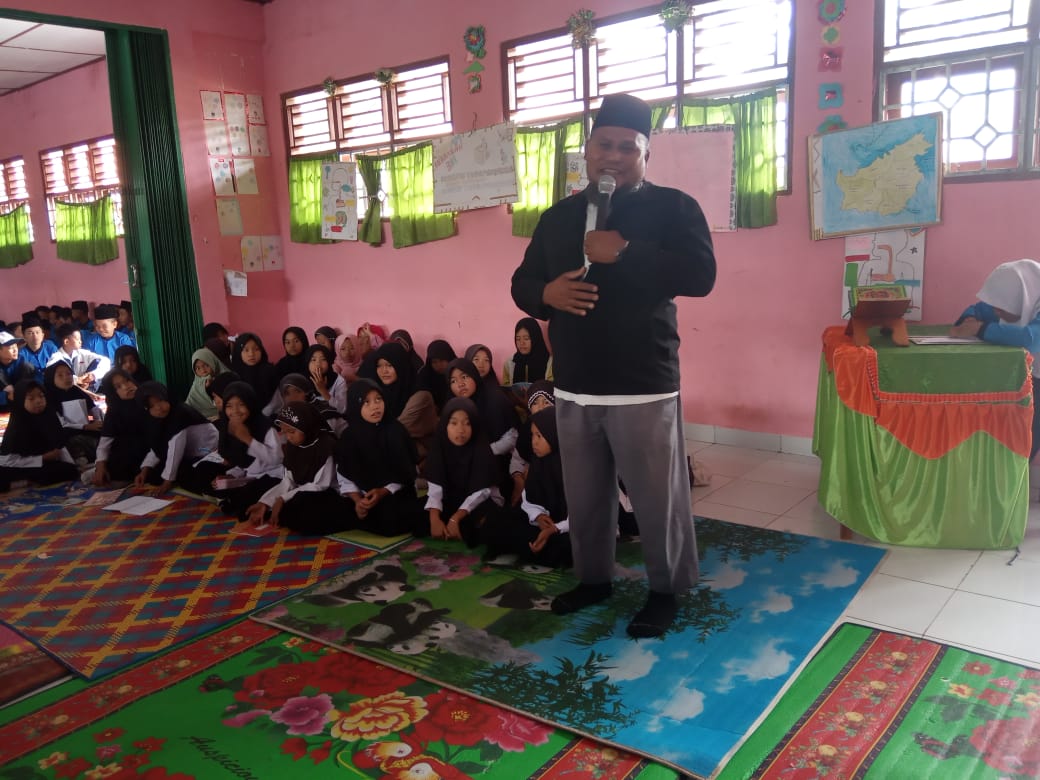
[821,326,1033,459]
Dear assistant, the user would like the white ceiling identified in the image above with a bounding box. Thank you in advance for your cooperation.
[0,19,106,97]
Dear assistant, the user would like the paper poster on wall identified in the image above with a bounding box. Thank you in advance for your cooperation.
[224,92,247,125]
[648,126,737,232]
[234,158,259,195]
[216,198,243,236]
[249,125,270,157]
[563,153,589,198]
[320,162,359,240]
[200,90,223,120]
[432,123,518,212]
[246,94,266,124]
[224,269,248,297]
[842,228,926,321]
[228,122,251,157]
[261,235,284,270]
[240,236,263,271]
[204,123,230,156]
[209,157,235,196]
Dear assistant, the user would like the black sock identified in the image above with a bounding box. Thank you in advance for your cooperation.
[550,582,613,615]
[626,591,678,638]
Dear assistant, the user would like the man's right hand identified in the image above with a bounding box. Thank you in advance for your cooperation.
[542,268,599,316]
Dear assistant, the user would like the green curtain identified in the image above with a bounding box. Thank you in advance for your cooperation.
[357,153,385,246]
[512,119,584,238]
[288,156,334,244]
[55,197,119,264]
[681,87,778,228]
[650,101,673,131]
[0,204,33,268]
[385,142,456,249]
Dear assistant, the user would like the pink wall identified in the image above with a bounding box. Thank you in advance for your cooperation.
[0,60,127,312]
[3,0,1038,438]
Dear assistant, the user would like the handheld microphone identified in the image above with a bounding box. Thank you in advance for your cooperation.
[595,174,616,231]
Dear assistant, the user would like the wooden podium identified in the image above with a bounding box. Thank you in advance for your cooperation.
[845,285,911,347]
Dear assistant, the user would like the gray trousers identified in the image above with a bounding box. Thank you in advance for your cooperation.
[556,395,699,593]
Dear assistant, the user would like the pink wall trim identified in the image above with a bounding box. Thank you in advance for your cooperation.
[2,0,1038,438]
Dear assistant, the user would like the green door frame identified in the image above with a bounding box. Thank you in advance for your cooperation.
[0,7,203,398]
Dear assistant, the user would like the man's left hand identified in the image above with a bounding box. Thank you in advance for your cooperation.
[584,230,628,265]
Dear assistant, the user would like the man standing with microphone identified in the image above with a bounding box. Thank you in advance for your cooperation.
[511,93,716,638]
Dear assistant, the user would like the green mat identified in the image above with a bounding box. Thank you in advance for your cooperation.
[719,623,1040,779]
[0,620,677,779]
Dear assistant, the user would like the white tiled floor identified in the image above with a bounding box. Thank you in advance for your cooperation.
[689,441,1040,669]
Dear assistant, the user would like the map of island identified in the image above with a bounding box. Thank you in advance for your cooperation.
[809,113,942,239]
[836,132,932,215]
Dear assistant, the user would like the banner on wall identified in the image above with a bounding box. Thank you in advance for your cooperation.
[320,162,359,241]
[432,123,518,213]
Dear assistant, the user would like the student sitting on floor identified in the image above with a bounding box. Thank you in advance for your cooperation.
[19,317,58,382]
[0,378,81,492]
[134,381,219,495]
[358,342,438,456]
[335,378,425,537]
[483,406,572,568]
[277,373,345,435]
[230,332,280,415]
[82,303,135,362]
[0,330,34,409]
[46,324,110,393]
[422,397,503,545]
[188,381,284,519]
[244,402,344,536]
[305,344,347,416]
[90,369,151,487]
[113,344,152,384]
[43,362,103,466]
[185,347,227,421]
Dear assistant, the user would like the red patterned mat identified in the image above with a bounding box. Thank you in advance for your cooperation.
[0,625,68,708]
[0,496,373,679]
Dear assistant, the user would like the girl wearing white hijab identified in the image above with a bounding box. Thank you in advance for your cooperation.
[951,258,1040,457]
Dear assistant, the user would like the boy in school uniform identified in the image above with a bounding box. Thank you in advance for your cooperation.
[19,316,58,381]
[0,330,34,409]
[117,300,135,337]
[47,323,110,393]
[82,303,136,362]
[70,300,93,334]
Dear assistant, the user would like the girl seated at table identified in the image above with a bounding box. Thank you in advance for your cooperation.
[0,379,80,491]
[951,258,1040,458]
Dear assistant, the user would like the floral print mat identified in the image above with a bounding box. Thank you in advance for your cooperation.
[0,619,678,780]
[718,622,1040,779]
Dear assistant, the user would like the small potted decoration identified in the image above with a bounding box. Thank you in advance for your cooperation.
[568,9,595,49]
[659,0,693,33]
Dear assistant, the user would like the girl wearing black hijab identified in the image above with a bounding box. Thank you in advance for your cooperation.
[359,342,437,453]
[304,344,347,416]
[231,332,280,413]
[416,339,457,413]
[113,345,152,383]
[91,369,151,486]
[134,381,219,494]
[390,329,424,374]
[44,361,102,464]
[483,406,572,568]
[277,373,345,436]
[245,401,344,536]
[464,344,501,388]
[274,326,310,380]
[422,397,502,545]
[335,378,425,536]
[446,358,519,461]
[502,317,553,386]
[0,379,80,489]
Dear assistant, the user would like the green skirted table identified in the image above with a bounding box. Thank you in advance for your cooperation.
[813,325,1031,549]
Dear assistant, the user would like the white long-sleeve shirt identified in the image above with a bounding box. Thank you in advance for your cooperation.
[490,427,519,456]
[259,455,338,506]
[521,490,570,534]
[46,348,111,385]
[223,428,284,480]
[0,447,74,469]
[141,422,219,482]
[424,482,504,513]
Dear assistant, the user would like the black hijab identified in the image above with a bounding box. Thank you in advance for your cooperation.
[304,344,338,390]
[274,326,310,379]
[276,401,337,485]
[231,332,279,403]
[335,378,418,490]
[464,343,500,387]
[510,317,551,383]
[390,329,424,373]
[113,345,152,383]
[525,406,566,522]
[416,339,457,412]
[0,379,65,456]
[136,380,209,454]
[204,338,233,370]
[422,397,497,514]
[278,373,341,432]
[206,371,241,401]
[218,381,273,468]
[359,342,417,419]
[100,369,150,439]
[43,361,94,409]
[446,358,516,442]
[516,379,556,463]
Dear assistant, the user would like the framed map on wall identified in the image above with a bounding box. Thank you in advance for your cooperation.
[809,113,943,239]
